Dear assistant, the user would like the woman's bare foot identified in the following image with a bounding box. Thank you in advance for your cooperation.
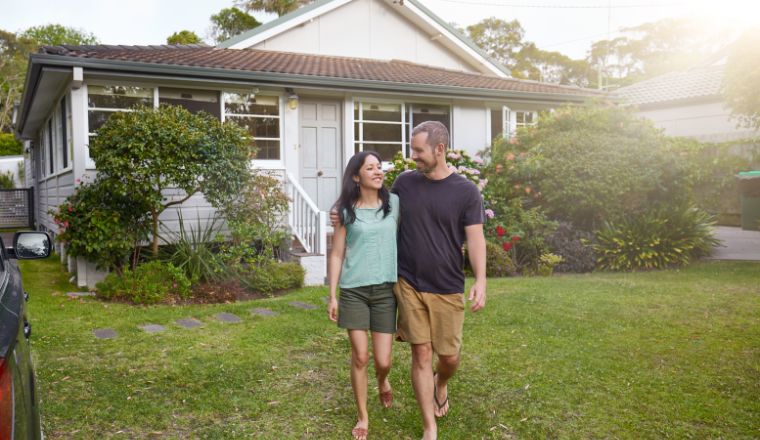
[352,420,368,440]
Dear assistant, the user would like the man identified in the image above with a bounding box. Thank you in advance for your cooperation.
[332,121,487,440]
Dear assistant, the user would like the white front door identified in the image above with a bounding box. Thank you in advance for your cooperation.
[299,100,342,212]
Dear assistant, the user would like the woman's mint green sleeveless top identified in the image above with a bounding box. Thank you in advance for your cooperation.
[339,193,399,288]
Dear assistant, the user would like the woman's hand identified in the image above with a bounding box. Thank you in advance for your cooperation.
[327,297,339,322]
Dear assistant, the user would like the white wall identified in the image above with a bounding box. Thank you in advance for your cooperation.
[452,105,489,157]
[251,0,479,74]
[637,100,757,142]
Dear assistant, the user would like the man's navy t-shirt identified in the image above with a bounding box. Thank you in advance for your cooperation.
[391,170,484,294]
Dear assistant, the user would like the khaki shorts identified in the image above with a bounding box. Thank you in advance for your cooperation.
[393,277,465,356]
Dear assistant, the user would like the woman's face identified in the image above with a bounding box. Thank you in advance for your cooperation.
[354,154,384,191]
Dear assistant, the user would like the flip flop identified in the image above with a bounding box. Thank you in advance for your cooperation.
[433,373,449,418]
[379,388,393,408]
[351,426,368,440]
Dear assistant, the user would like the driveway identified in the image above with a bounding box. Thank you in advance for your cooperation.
[708,226,760,261]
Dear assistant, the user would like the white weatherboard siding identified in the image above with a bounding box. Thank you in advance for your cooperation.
[250,0,478,74]
[637,101,756,142]
[452,105,489,157]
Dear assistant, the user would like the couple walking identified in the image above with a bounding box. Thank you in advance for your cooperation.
[327,121,487,440]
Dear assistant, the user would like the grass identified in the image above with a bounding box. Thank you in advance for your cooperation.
[21,257,760,439]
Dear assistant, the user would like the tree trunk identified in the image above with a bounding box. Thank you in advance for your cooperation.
[151,208,159,256]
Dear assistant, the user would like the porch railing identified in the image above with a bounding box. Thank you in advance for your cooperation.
[284,172,326,255]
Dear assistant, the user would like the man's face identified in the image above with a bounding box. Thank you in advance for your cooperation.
[411,132,438,174]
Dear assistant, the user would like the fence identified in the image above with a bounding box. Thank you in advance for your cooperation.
[0,188,34,229]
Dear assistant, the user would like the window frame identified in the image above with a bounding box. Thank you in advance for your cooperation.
[353,99,407,162]
[221,91,283,165]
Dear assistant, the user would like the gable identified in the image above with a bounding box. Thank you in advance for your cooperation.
[222,0,507,77]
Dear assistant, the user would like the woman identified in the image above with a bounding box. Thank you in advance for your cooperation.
[328,151,399,440]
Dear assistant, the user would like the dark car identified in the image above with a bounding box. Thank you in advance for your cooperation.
[0,232,51,440]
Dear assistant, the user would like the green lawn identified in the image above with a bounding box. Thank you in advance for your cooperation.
[21,258,760,439]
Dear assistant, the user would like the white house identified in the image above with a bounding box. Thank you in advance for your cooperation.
[616,60,756,143]
[14,0,603,287]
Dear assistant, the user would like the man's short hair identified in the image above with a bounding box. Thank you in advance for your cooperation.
[412,121,449,151]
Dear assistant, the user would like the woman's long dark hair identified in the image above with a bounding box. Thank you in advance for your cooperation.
[337,151,391,225]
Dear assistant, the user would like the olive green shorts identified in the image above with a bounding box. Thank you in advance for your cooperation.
[338,282,397,334]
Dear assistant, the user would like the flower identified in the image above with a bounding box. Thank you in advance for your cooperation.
[484,209,494,219]
[473,156,484,164]
[448,165,457,173]
[495,164,503,174]
[525,186,532,194]
[496,226,506,237]
[67,205,73,212]
[511,235,521,242]
[502,242,513,252]
[447,152,462,160]
[506,153,516,161]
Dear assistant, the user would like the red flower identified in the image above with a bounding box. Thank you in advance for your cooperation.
[502,242,512,252]
[496,226,506,237]
[511,235,521,242]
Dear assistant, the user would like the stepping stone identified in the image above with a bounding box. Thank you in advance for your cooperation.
[215,312,241,323]
[176,318,203,328]
[67,291,95,298]
[289,301,317,310]
[139,324,166,334]
[93,328,117,339]
[250,308,279,317]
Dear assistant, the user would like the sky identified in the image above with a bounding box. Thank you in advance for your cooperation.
[1,0,759,59]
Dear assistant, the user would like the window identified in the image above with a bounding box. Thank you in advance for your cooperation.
[224,93,280,160]
[87,85,154,167]
[47,119,54,175]
[515,110,538,129]
[354,102,404,161]
[159,88,220,119]
[58,97,69,170]
[39,128,47,178]
[87,85,154,133]
[406,104,450,156]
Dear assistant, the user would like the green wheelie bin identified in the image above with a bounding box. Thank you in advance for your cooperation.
[738,171,760,230]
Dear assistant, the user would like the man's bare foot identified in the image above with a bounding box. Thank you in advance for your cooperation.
[433,374,449,418]
[378,378,393,408]
[422,427,437,440]
[352,420,368,440]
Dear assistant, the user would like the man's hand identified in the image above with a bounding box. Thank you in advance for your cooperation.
[468,279,486,312]
[329,209,340,228]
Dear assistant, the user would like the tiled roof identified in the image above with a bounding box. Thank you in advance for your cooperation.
[38,45,604,98]
[615,64,724,106]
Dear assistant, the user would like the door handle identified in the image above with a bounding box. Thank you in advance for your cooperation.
[317,170,324,177]
[24,321,31,339]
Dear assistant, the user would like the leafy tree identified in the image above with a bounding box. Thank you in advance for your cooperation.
[167,30,202,45]
[18,24,97,46]
[466,17,525,71]
[89,104,254,255]
[237,0,311,17]
[0,132,23,155]
[1,25,98,133]
[723,27,760,131]
[210,7,261,43]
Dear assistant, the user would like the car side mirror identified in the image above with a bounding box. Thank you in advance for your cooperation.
[13,232,51,260]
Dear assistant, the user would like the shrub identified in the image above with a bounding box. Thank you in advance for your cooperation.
[545,222,596,273]
[52,179,151,271]
[96,260,192,304]
[0,171,14,189]
[0,133,22,156]
[534,253,564,277]
[160,212,223,283]
[240,261,305,294]
[591,206,720,271]
[484,241,516,277]
[513,105,674,230]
